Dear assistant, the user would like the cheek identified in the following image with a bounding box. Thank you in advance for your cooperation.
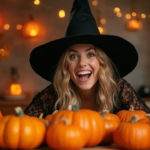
[91,59,100,68]
[68,62,76,76]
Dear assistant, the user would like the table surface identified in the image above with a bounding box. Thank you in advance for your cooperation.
[30,144,120,150]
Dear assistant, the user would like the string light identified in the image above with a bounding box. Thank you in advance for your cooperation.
[114,7,120,13]
[98,26,106,34]
[141,13,146,19]
[100,18,106,25]
[58,9,66,18]
[0,48,9,57]
[116,12,122,18]
[131,11,137,17]
[16,24,23,30]
[92,0,98,6]
[34,0,40,6]
[125,13,132,20]
[3,24,10,30]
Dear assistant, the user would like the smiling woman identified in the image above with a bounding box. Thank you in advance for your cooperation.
[24,0,150,117]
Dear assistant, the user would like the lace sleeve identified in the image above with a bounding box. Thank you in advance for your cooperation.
[24,84,57,117]
[117,79,150,113]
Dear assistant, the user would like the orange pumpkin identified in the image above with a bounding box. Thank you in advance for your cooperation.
[0,107,46,149]
[113,115,150,150]
[45,110,58,123]
[137,117,150,124]
[46,118,86,149]
[50,109,105,147]
[0,112,2,118]
[117,105,146,122]
[101,112,120,144]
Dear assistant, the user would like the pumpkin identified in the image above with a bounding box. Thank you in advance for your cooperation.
[137,117,150,124]
[45,110,58,123]
[101,112,120,144]
[0,112,3,118]
[46,118,86,150]
[113,115,150,150]
[0,107,46,149]
[117,105,147,122]
[50,107,105,147]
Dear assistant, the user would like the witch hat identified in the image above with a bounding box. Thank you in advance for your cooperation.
[30,0,138,81]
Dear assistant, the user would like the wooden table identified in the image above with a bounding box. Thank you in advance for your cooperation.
[30,144,120,150]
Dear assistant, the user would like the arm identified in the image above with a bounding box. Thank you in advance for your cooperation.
[24,84,57,117]
[117,78,150,113]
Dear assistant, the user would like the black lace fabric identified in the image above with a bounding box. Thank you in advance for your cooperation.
[24,78,150,117]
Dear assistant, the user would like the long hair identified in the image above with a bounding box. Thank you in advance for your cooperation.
[53,47,119,112]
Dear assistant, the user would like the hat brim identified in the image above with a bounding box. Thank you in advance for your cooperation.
[30,34,138,81]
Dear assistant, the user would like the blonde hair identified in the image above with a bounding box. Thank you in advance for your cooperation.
[53,46,118,112]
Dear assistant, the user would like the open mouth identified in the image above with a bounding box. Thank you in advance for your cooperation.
[77,71,92,80]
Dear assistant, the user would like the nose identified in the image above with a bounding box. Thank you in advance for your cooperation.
[78,55,87,67]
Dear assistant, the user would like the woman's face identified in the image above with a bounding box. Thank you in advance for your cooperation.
[67,44,100,92]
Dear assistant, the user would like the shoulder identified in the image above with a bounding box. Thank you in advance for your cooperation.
[116,78,132,88]
[116,78,135,93]
[36,83,57,100]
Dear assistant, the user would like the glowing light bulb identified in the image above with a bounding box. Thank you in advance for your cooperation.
[16,24,23,30]
[114,7,120,13]
[125,13,131,19]
[3,24,10,30]
[34,0,40,5]
[58,9,66,18]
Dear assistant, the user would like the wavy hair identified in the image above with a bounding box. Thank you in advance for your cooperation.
[53,46,119,112]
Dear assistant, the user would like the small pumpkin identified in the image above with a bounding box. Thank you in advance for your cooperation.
[46,118,86,150]
[117,105,147,122]
[113,115,150,150]
[50,106,105,147]
[45,110,58,123]
[101,112,120,144]
[0,107,46,149]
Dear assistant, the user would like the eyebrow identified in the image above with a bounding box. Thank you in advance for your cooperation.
[68,47,96,52]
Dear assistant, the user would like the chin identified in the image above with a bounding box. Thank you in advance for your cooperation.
[78,86,94,91]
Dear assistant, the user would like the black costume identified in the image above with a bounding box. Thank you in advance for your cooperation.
[25,78,150,117]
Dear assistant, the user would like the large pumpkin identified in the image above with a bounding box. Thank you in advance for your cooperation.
[0,107,46,149]
[117,105,147,122]
[46,118,86,149]
[101,112,120,144]
[113,115,150,149]
[49,109,105,147]
[0,112,2,118]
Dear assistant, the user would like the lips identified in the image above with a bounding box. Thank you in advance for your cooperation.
[76,70,92,81]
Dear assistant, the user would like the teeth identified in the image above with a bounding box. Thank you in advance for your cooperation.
[78,71,91,75]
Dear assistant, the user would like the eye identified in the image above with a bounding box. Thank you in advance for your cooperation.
[69,54,78,60]
[87,52,95,58]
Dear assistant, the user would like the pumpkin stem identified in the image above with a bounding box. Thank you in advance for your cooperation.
[129,105,134,111]
[130,115,137,123]
[39,113,44,119]
[52,110,58,115]
[68,104,79,111]
[101,105,109,119]
[14,106,24,117]
[54,117,70,125]
[145,113,150,117]
[145,113,150,119]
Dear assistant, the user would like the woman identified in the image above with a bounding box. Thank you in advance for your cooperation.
[25,0,150,117]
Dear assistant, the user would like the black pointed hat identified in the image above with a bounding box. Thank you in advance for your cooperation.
[30,0,138,81]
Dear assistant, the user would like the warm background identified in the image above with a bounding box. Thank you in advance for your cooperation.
[0,0,150,99]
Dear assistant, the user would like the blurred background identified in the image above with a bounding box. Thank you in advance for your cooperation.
[0,0,150,100]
